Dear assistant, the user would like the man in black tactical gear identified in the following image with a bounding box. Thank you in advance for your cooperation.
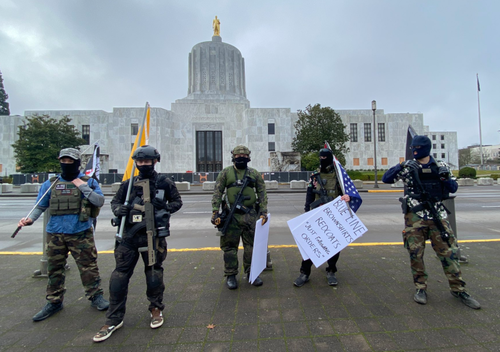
[294,147,351,288]
[93,145,183,342]
[383,135,480,309]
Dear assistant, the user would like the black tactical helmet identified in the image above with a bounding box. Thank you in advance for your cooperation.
[132,145,161,162]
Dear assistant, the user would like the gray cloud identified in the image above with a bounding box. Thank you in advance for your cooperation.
[1,0,498,148]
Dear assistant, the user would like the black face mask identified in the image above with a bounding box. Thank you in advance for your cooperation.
[137,164,155,178]
[320,156,333,173]
[60,160,81,181]
[234,156,250,170]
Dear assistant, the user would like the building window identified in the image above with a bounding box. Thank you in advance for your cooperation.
[353,158,359,166]
[364,123,372,142]
[433,144,437,149]
[433,153,437,158]
[441,135,445,140]
[432,135,436,140]
[378,123,385,142]
[441,144,445,149]
[442,153,446,159]
[350,123,358,142]
[381,157,388,165]
[268,142,275,151]
[268,123,275,135]
[367,158,373,166]
[131,123,138,135]
[82,125,90,145]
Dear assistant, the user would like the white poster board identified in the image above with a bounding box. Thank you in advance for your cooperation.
[249,213,271,284]
[287,197,367,268]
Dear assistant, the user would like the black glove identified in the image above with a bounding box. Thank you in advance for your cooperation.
[118,204,132,217]
[401,160,420,171]
[211,211,220,226]
[438,166,450,180]
[151,197,168,210]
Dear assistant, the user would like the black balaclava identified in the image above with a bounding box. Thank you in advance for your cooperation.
[137,163,155,178]
[60,159,81,181]
[411,135,432,160]
[234,156,250,170]
[319,148,334,173]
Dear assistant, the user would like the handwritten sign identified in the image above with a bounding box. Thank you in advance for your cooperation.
[287,196,367,268]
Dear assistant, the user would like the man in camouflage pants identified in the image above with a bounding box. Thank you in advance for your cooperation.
[18,148,109,321]
[211,145,268,289]
[383,135,480,309]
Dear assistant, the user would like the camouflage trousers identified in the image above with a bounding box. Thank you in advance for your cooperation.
[403,212,465,292]
[105,235,167,326]
[46,228,103,303]
[220,210,258,276]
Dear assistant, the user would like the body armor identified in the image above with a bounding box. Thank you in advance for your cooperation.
[404,163,449,202]
[225,168,257,207]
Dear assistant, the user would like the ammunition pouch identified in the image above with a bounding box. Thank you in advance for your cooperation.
[155,209,170,237]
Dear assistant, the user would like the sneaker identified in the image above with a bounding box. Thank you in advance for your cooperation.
[90,294,109,311]
[293,273,310,287]
[33,302,63,322]
[326,272,338,286]
[150,307,164,329]
[451,291,481,309]
[413,289,427,305]
[226,275,238,290]
[251,276,263,286]
[93,321,123,342]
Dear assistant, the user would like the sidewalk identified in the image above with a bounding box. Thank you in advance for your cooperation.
[1,242,499,351]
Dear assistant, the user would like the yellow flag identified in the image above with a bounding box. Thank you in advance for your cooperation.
[122,105,150,181]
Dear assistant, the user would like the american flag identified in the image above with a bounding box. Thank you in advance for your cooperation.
[323,142,362,213]
[334,157,362,213]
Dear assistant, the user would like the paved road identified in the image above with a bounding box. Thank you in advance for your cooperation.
[2,186,499,253]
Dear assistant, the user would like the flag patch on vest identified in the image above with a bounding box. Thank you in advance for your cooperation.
[132,214,143,222]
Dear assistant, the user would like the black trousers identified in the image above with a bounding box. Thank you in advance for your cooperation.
[300,252,340,276]
[105,235,167,326]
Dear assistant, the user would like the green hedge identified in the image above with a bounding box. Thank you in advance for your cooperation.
[458,167,476,179]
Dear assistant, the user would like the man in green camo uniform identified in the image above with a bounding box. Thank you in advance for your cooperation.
[17,148,109,321]
[211,145,268,289]
[383,135,480,309]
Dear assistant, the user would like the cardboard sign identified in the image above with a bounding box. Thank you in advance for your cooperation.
[287,197,367,268]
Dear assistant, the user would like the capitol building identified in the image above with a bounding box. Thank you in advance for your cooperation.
[0,26,458,176]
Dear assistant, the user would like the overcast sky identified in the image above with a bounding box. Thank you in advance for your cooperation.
[1,0,498,148]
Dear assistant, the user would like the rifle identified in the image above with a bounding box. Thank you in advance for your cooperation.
[219,176,253,236]
[12,176,59,238]
[309,173,334,209]
[406,166,451,246]
[132,179,157,266]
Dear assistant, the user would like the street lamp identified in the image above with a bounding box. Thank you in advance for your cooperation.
[372,100,379,188]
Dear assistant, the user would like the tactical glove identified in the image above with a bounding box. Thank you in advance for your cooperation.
[401,160,420,171]
[118,204,132,217]
[151,198,168,211]
[260,214,268,226]
[438,166,450,180]
[211,211,221,226]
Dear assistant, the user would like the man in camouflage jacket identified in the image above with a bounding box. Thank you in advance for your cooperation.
[211,145,268,289]
[383,135,480,309]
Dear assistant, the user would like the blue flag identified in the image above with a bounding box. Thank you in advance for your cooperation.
[334,156,363,213]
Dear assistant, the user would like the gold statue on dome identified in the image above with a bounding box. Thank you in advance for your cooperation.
[213,16,220,36]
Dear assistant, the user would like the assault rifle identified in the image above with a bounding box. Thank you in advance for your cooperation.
[219,176,253,236]
[132,179,157,266]
[406,166,451,247]
[309,173,334,209]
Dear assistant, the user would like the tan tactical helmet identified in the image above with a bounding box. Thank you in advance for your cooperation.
[58,148,81,160]
[232,145,251,156]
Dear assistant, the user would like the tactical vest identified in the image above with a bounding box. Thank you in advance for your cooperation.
[315,171,339,201]
[404,163,449,202]
[226,168,257,207]
[48,176,100,221]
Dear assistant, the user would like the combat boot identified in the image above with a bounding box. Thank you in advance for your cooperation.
[413,289,427,305]
[251,276,263,286]
[451,291,481,309]
[226,275,238,290]
[33,301,63,321]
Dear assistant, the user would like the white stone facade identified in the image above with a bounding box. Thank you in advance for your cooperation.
[0,36,459,176]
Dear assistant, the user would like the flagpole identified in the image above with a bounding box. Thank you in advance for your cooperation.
[477,73,483,167]
[117,102,150,240]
